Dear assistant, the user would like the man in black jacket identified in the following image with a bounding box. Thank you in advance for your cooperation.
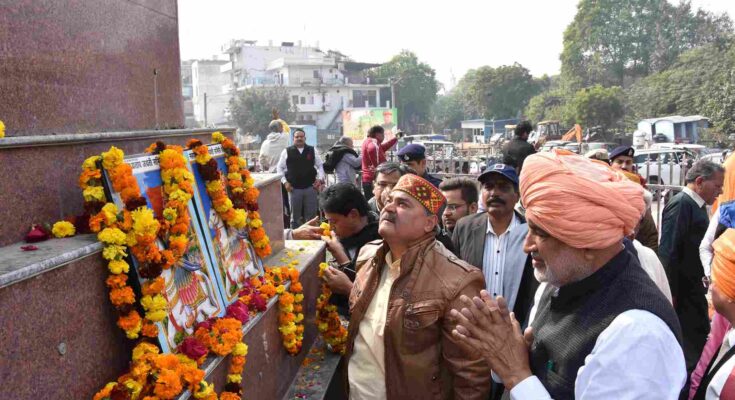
[502,120,536,174]
[276,129,325,228]
[319,183,381,315]
[660,159,724,376]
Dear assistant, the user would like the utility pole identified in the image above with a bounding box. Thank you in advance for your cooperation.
[204,92,208,127]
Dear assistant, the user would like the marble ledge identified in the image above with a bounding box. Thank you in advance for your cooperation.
[0,127,236,150]
[177,239,326,400]
[0,172,281,290]
[0,234,103,289]
[253,172,284,188]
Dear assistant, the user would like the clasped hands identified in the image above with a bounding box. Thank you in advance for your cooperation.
[450,290,534,390]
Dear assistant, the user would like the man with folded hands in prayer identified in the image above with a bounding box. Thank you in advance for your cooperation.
[450,149,686,399]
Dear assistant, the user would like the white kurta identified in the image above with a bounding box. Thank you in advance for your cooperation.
[513,283,686,399]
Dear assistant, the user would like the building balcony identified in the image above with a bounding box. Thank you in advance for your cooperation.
[295,104,325,113]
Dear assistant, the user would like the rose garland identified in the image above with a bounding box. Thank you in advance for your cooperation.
[211,132,272,259]
[316,263,348,354]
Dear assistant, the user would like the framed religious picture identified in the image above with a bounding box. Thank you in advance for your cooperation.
[101,152,227,353]
[185,144,264,305]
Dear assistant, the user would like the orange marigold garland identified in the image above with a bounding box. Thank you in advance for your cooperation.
[98,145,172,339]
[150,143,195,261]
[267,265,304,355]
[186,138,247,229]
[212,132,272,259]
[90,139,292,399]
[91,144,247,400]
[317,263,348,354]
[93,342,215,400]
[86,148,143,340]
[187,315,249,397]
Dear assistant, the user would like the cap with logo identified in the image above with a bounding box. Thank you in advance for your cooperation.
[478,163,519,186]
[396,143,426,162]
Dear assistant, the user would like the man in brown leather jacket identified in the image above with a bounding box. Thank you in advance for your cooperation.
[346,174,491,400]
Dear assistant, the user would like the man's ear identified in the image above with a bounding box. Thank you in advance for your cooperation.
[348,208,360,219]
[424,214,438,233]
[469,202,479,214]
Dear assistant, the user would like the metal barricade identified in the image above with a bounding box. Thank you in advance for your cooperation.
[639,155,694,187]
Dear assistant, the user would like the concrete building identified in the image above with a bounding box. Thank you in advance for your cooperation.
[189,59,230,127]
[221,40,389,131]
[635,115,710,145]
[180,60,196,127]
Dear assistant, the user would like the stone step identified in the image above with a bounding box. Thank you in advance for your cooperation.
[0,232,324,399]
[283,332,344,400]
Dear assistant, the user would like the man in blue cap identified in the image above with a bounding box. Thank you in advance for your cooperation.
[451,163,538,327]
[609,145,660,252]
[396,143,443,188]
[609,145,646,185]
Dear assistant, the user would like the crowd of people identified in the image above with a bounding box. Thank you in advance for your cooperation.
[258,119,735,399]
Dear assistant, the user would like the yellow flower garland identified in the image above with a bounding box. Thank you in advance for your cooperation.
[186,138,247,229]
[316,263,348,354]
[212,132,272,259]
[268,264,304,355]
[87,136,300,399]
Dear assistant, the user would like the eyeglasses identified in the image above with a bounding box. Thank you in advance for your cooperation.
[445,203,467,212]
[703,276,711,290]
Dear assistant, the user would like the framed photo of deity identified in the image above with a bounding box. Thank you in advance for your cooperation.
[184,144,264,305]
[101,152,228,353]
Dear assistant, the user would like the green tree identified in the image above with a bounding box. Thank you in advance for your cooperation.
[626,39,735,133]
[371,51,440,132]
[454,63,542,120]
[569,85,624,135]
[561,0,732,89]
[228,88,295,141]
[431,93,465,131]
[704,69,735,134]
[525,89,573,126]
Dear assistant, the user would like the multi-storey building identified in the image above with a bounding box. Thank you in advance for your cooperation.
[221,40,390,130]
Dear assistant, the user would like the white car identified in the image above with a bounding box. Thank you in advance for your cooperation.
[634,149,697,186]
[540,140,571,152]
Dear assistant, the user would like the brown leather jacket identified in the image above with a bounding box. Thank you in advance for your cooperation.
[346,234,491,400]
